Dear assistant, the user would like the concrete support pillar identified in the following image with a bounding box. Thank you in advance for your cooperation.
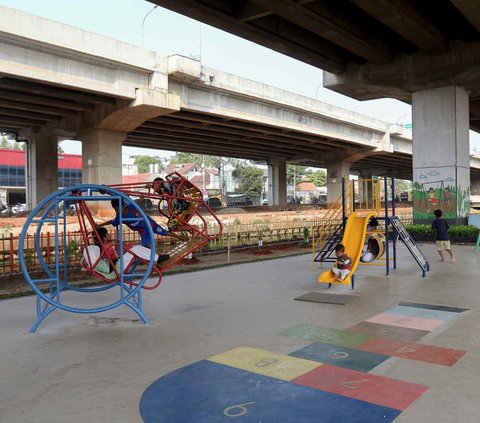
[471,174,480,196]
[326,162,350,207]
[267,158,287,206]
[27,134,58,208]
[412,86,470,224]
[79,129,125,185]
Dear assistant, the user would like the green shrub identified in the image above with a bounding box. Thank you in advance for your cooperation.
[404,224,479,241]
[449,225,479,239]
[303,226,309,241]
[404,224,432,236]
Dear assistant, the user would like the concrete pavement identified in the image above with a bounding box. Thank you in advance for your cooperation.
[1,243,479,422]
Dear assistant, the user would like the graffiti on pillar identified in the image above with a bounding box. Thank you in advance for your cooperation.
[413,169,469,219]
[457,184,470,217]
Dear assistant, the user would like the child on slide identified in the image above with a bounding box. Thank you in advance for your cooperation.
[331,243,352,282]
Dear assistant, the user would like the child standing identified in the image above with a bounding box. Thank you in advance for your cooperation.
[431,209,455,263]
[331,243,352,282]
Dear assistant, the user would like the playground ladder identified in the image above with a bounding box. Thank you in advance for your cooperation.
[160,238,207,270]
[314,222,343,263]
[389,216,430,277]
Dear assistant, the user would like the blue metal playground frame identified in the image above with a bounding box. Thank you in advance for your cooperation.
[19,184,156,332]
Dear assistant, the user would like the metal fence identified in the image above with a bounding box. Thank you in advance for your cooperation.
[0,215,414,276]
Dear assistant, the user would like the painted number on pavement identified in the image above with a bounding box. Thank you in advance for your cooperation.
[255,358,279,367]
[224,402,255,417]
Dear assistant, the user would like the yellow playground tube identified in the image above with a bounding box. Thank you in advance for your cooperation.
[318,211,377,286]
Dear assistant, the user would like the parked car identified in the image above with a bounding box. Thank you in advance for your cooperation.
[225,194,253,206]
[206,197,223,208]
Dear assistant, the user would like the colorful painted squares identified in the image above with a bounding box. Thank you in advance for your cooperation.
[289,341,390,372]
[365,312,445,331]
[293,364,428,411]
[140,359,402,423]
[208,346,321,380]
[280,324,372,348]
[345,321,429,341]
[357,337,466,366]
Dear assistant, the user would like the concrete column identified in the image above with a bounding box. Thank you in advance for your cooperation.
[326,162,350,207]
[27,134,58,207]
[267,159,287,206]
[471,174,480,196]
[412,86,470,224]
[79,129,125,185]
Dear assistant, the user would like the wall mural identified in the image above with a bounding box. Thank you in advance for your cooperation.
[413,168,470,220]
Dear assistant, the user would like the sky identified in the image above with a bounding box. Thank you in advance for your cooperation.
[2,0,479,158]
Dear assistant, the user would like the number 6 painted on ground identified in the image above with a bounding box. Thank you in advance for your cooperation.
[223,402,255,417]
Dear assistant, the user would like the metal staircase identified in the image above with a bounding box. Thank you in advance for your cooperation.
[389,216,430,277]
[312,192,346,265]
[314,222,343,263]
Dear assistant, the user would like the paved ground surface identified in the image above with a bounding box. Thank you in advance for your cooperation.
[1,242,479,422]
[0,242,308,298]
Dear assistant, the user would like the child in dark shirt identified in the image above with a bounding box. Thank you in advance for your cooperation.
[331,243,352,282]
[431,209,455,263]
[153,177,192,231]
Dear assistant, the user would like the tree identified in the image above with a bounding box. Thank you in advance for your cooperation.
[394,179,412,196]
[57,144,64,153]
[169,152,203,166]
[169,152,238,169]
[134,155,164,174]
[287,165,310,185]
[306,169,327,187]
[232,162,263,199]
[0,137,10,149]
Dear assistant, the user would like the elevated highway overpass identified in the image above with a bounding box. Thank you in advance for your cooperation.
[1,4,480,212]
[149,0,480,222]
[151,0,480,131]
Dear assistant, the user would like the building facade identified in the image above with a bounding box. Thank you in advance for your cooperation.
[0,149,82,206]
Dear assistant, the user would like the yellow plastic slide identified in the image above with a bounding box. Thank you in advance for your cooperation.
[318,211,377,285]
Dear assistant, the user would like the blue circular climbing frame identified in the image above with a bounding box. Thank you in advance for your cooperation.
[19,184,156,332]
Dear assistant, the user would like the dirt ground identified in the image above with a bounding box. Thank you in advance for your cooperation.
[0,203,414,236]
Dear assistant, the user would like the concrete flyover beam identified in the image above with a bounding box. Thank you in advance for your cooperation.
[0,4,169,99]
[96,89,180,133]
[0,4,480,181]
[168,63,390,149]
[324,40,480,99]
[152,1,480,133]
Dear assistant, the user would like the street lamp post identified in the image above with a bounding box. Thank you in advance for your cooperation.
[141,5,158,48]
[293,167,296,203]
[202,154,206,199]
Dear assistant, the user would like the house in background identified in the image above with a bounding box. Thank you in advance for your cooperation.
[294,182,327,204]
[165,163,198,179]
[189,168,220,197]
[121,173,159,185]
